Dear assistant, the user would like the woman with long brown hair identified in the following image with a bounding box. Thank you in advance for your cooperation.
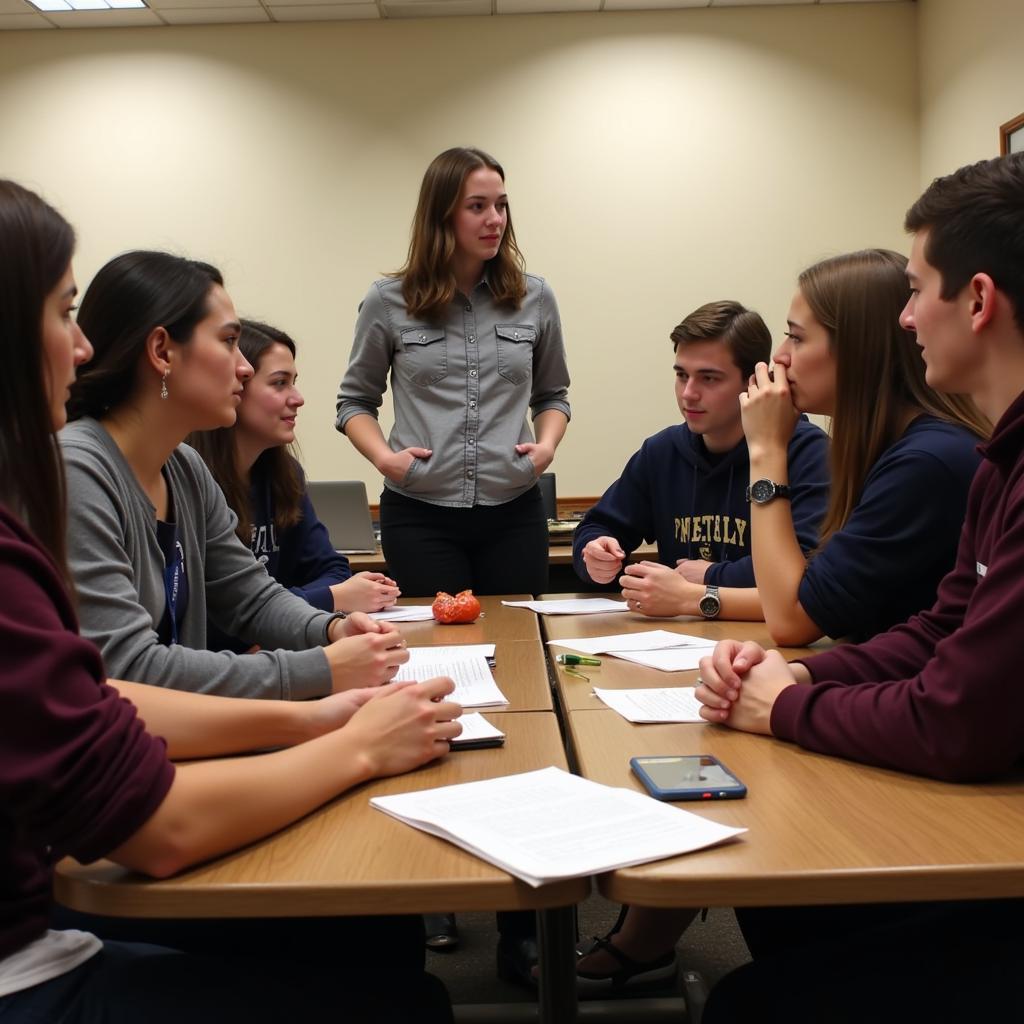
[337,146,571,600]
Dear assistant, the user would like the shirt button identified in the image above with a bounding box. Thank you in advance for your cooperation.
[514,332,520,339]
[468,335,475,343]
[468,437,475,445]
[419,334,425,341]
[470,400,477,408]
[465,305,471,312]
[470,369,478,378]
[467,470,474,478]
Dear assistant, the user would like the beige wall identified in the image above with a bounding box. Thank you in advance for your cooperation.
[0,3,918,497]
[918,0,1024,184]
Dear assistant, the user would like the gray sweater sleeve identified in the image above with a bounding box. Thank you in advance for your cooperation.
[62,427,334,701]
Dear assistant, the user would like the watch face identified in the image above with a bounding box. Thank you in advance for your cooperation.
[750,479,776,504]
[698,594,721,618]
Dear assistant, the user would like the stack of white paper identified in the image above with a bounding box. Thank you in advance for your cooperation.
[371,766,745,887]
[593,687,704,723]
[396,645,507,707]
[502,598,629,615]
[550,630,717,672]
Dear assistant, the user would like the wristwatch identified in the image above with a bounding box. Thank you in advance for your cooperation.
[746,479,792,505]
[698,584,721,619]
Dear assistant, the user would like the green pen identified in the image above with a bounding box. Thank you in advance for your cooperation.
[555,654,601,666]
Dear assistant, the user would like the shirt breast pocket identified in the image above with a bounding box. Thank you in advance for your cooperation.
[397,327,448,386]
[495,324,537,385]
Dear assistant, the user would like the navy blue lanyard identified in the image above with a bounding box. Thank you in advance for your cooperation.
[163,540,184,646]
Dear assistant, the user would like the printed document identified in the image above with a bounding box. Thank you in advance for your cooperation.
[548,630,717,656]
[396,646,507,707]
[593,687,705,723]
[372,766,745,887]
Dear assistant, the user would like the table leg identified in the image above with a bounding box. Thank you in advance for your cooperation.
[537,905,577,1024]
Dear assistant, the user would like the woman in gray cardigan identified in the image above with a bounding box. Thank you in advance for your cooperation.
[62,251,409,700]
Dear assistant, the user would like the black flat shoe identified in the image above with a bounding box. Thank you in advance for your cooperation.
[496,935,539,989]
[424,912,459,951]
[575,933,678,998]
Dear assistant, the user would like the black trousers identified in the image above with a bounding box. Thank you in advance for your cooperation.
[703,899,1024,1023]
[380,486,549,597]
[26,908,452,1023]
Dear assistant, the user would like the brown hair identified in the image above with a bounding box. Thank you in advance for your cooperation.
[397,147,526,321]
[799,249,990,545]
[670,300,771,380]
[0,180,76,580]
[188,320,303,544]
[905,152,1024,334]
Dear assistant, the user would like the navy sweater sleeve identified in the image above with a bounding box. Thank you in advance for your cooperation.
[572,445,655,583]
[704,418,829,589]
[278,489,352,612]
[798,421,980,641]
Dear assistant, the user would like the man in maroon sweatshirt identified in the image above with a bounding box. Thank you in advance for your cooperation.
[697,152,1024,1022]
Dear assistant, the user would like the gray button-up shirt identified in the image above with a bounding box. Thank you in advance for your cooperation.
[336,274,571,508]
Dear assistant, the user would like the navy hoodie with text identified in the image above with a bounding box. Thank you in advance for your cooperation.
[573,418,830,587]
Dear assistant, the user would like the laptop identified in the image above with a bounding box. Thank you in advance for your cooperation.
[307,480,379,554]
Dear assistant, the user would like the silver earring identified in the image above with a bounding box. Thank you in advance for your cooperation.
[160,370,169,401]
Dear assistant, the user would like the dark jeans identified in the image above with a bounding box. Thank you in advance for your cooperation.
[18,908,451,1023]
[380,486,548,597]
[703,899,1024,1023]
[0,939,452,1024]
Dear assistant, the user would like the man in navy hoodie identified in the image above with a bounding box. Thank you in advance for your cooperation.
[572,300,829,613]
[697,153,1024,1023]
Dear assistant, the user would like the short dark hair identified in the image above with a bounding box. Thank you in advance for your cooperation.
[905,152,1024,333]
[0,179,76,575]
[670,300,771,380]
[69,251,223,421]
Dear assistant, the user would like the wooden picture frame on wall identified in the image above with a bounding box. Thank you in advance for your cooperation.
[999,112,1024,155]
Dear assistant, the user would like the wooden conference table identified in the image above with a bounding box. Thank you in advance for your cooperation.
[541,594,1024,910]
[56,595,1024,1021]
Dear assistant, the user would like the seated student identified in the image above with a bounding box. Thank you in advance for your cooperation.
[574,254,988,997]
[695,152,1024,1023]
[190,319,400,653]
[61,250,409,700]
[618,251,988,642]
[573,301,829,605]
[0,178,459,1024]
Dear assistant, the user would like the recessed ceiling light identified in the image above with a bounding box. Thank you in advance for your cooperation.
[26,0,147,9]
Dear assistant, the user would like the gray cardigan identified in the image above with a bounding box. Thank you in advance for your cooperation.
[60,418,336,700]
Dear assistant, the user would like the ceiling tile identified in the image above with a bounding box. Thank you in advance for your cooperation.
[147,0,261,8]
[268,2,379,18]
[0,10,54,25]
[711,0,812,6]
[45,6,162,23]
[160,4,269,20]
[497,0,599,12]
[603,0,709,10]
[382,0,491,17]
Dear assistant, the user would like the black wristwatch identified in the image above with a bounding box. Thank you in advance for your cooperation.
[746,479,792,505]
[698,584,721,619]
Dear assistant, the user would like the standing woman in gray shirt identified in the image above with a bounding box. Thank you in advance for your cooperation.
[337,147,571,598]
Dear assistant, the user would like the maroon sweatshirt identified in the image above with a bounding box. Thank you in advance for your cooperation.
[773,390,1024,782]
[0,506,174,963]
